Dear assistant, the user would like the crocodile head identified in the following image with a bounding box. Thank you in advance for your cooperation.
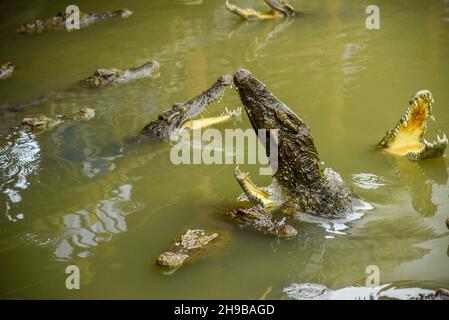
[233,69,322,191]
[265,0,295,16]
[141,74,241,140]
[83,60,160,88]
[225,0,295,20]
[379,90,447,160]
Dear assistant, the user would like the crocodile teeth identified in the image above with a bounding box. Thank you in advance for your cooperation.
[444,133,447,140]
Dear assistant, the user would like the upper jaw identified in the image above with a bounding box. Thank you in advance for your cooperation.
[379,89,447,160]
[264,0,295,16]
[177,75,232,128]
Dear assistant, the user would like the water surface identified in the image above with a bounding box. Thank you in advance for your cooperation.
[0,0,448,299]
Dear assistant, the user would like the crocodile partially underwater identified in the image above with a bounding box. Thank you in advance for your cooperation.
[225,0,296,20]
[2,60,159,113]
[140,75,241,141]
[378,90,448,160]
[227,69,355,227]
[16,107,95,134]
[283,282,449,300]
[156,229,220,269]
[82,60,160,88]
[0,62,15,80]
[17,8,132,34]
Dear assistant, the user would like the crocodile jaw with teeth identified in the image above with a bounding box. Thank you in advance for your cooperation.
[379,90,448,160]
[141,75,241,140]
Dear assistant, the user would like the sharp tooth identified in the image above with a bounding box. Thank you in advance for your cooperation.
[430,115,435,121]
[444,133,447,140]
[423,138,429,145]
[437,134,441,140]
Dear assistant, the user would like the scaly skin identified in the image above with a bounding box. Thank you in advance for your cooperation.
[225,0,295,20]
[140,75,241,141]
[82,60,160,88]
[0,62,15,80]
[156,229,219,268]
[379,90,448,160]
[283,283,449,300]
[418,288,449,300]
[222,205,298,237]
[232,69,354,219]
[18,107,95,134]
[17,8,132,34]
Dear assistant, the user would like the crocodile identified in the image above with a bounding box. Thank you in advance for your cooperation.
[0,62,15,80]
[222,203,298,237]
[156,229,219,269]
[17,8,132,34]
[283,283,449,300]
[17,107,95,134]
[225,0,296,20]
[230,69,355,221]
[140,75,241,141]
[378,90,448,160]
[81,60,160,88]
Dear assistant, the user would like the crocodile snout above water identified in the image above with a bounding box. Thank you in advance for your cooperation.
[140,74,241,141]
[378,90,448,160]
[81,60,160,88]
[225,0,296,20]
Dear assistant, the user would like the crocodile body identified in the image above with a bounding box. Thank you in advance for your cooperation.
[17,8,132,34]
[231,69,355,220]
[82,60,160,88]
[156,229,219,268]
[18,107,95,134]
[225,0,296,20]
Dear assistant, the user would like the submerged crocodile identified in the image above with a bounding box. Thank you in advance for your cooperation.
[17,107,95,134]
[229,69,355,223]
[17,8,132,34]
[378,90,448,160]
[0,62,15,80]
[82,60,160,88]
[283,283,449,300]
[156,229,219,269]
[2,60,158,113]
[225,0,296,20]
[222,202,298,237]
[140,75,241,141]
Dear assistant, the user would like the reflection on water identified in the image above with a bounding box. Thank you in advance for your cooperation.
[386,155,448,217]
[282,282,437,300]
[0,131,41,219]
[54,184,141,260]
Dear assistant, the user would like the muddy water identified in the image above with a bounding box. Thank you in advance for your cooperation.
[0,0,448,299]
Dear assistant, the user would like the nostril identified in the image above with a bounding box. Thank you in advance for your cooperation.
[234,69,251,84]
[218,74,232,85]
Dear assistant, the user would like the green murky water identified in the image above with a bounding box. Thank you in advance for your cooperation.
[0,0,448,299]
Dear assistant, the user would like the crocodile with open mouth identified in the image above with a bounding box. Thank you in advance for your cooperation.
[81,60,160,88]
[140,75,241,141]
[225,0,296,20]
[378,90,448,160]
[0,62,15,80]
[17,8,132,34]
[225,69,355,229]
